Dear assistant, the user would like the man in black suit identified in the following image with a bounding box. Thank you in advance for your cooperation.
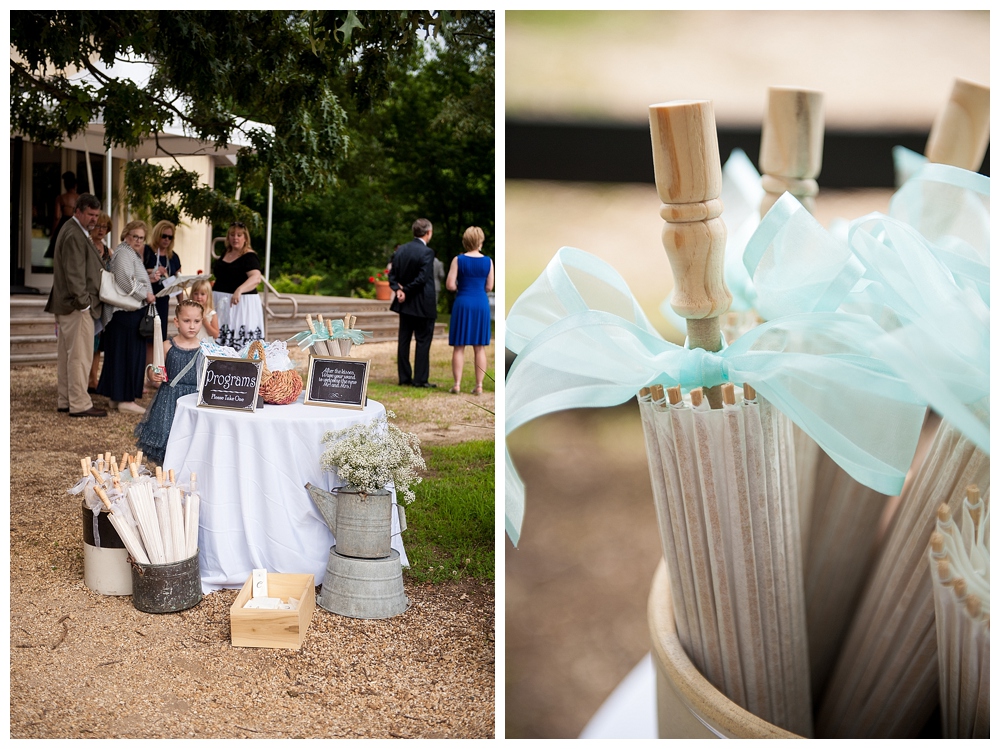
[388,218,438,388]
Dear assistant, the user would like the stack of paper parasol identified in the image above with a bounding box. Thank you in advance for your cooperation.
[82,454,201,567]
[929,486,989,739]
[506,79,989,737]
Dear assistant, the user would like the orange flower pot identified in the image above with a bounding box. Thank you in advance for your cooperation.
[374,280,392,300]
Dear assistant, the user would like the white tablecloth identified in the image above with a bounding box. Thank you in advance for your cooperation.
[163,392,408,593]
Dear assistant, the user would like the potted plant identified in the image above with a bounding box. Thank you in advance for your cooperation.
[369,268,392,300]
[312,411,425,558]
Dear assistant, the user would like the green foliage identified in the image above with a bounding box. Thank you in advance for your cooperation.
[10,10,479,228]
[270,273,326,295]
[402,440,494,583]
[219,10,495,296]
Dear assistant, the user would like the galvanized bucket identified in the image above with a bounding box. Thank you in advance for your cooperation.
[81,502,132,596]
[316,547,409,619]
[307,483,405,560]
[130,552,202,614]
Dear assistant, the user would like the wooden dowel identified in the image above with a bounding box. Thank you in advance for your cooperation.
[689,388,704,408]
[666,385,682,406]
[721,383,736,406]
[925,78,990,171]
[649,100,730,409]
[759,86,824,216]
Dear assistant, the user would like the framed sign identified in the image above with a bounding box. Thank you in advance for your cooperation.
[304,356,370,410]
[197,356,263,412]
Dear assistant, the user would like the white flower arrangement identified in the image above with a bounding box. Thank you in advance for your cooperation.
[320,410,426,503]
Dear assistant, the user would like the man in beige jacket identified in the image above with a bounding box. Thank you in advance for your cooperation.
[44,193,107,417]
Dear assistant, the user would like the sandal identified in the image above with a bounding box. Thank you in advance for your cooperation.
[472,385,483,396]
[449,385,461,394]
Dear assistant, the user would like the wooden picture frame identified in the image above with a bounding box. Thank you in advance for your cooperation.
[197,356,263,412]
[304,356,370,410]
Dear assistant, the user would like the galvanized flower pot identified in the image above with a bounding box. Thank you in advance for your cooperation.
[130,552,202,614]
[306,483,406,559]
[316,547,409,619]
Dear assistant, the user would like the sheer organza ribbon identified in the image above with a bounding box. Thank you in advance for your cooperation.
[288,319,372,348]
[505,248,928,545]
[744,165,989,453]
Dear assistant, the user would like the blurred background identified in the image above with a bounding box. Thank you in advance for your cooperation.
[504,10,989,739]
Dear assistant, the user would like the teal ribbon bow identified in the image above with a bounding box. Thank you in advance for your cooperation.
[505,248,929,546]
[327,319,373,345]
[287,320,372,349]
[744,164,989,454]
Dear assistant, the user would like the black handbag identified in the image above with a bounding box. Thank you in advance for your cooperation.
[138,304,158,338]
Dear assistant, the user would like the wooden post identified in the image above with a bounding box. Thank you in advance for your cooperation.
[759,87,824,216]
[924,78,990,171]
[649,100,730,408]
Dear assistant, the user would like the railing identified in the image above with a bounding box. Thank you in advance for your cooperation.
[261,277,299,319]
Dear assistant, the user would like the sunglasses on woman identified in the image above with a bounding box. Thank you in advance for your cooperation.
[230,221,246,228]
[161,234,174,240]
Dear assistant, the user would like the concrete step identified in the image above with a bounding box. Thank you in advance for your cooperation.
[10,297,50,317]
[11,319,59,337]
[12,352,58,366]
[11,288,449,348]
[11,335,59,355]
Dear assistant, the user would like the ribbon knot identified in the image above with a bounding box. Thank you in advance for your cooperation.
[504,247,942,546]
[676,346,727,390]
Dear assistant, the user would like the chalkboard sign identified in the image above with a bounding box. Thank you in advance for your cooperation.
[197,356,263,412]
[304,356,370,410]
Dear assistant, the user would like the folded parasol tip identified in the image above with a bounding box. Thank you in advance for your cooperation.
[690,388,704,407]
[666,385,681,405]
[965,594,982,618]
[965,484,980,504]
[936,503,952,524]
[721,382,736,406]
[929,532,944,555]
[742,383,757,401]
[953,577,967,598]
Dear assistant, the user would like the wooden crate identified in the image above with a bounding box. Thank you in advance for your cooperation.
[230,573,315,649]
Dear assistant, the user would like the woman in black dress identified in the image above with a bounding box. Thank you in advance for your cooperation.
[212,222,264,349]
[144,220,182,338]
[95,220,156,414]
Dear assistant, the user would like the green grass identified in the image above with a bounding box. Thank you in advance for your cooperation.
[402,440,494,584]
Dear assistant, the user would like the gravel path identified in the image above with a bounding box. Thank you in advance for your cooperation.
[10,338,495,739]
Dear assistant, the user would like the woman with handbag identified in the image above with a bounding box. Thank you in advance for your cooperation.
[95,220,156,414]
[144,220,182,336]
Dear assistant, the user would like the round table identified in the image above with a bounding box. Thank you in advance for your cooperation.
[163,392,408,592]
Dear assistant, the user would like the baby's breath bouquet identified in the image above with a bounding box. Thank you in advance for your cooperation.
[320,410,425,503]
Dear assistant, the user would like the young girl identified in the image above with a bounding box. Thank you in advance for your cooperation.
[134,299,205,465]
[190,278,220,341]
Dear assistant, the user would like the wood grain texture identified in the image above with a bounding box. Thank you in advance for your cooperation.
[649,101,731,339]
[230,573,316,650]
[924,78,990,171]
[759,86,824,215]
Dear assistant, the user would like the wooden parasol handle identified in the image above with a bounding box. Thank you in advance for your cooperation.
[759,86,824,216]
[924,78,990,171]
[649,100,730,408]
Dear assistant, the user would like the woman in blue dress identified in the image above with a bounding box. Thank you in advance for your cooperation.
[134,299,204,465]
[445,226,494,395]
